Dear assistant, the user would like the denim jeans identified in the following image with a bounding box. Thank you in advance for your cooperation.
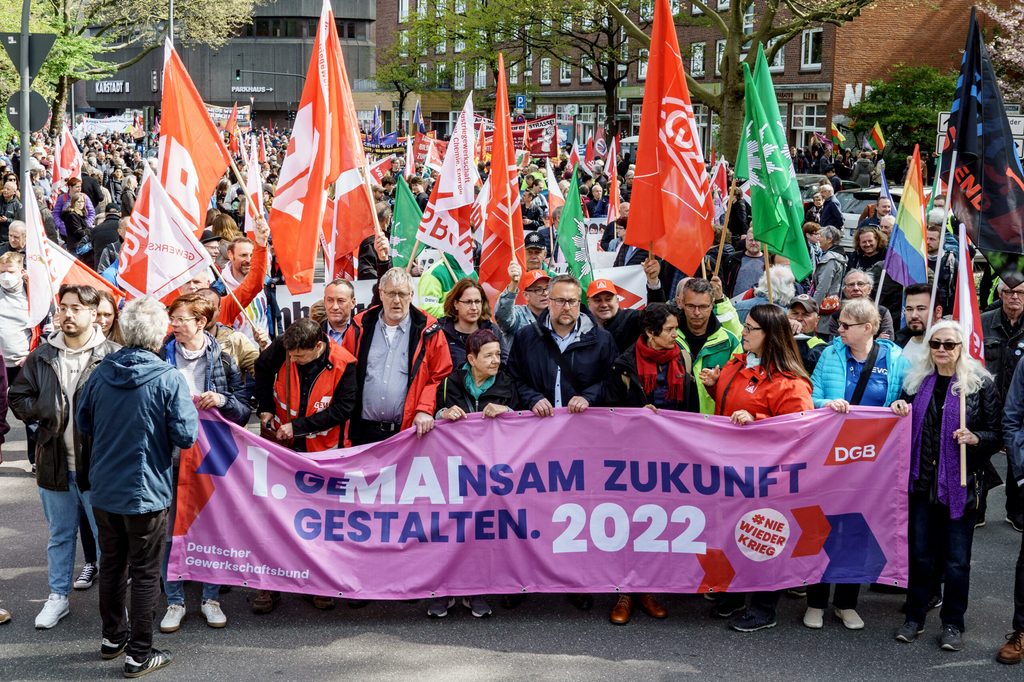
[905,493,976,631]
[37,471,98,596]
[162,464,219,605]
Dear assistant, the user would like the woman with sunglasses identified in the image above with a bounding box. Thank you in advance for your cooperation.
[699,304,813,632]
[890,320,1000,652]
[804,298,909,630]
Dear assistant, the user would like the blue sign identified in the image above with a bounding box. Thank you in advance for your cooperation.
[514,95,526,110]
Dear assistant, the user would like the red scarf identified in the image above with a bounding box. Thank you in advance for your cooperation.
[634,338,686,402]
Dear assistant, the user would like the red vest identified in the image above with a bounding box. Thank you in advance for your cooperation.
[273,341,355,452]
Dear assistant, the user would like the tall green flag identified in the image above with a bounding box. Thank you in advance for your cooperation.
[734,45,813,282]
[390,176,423,269]
[555,167,594,295]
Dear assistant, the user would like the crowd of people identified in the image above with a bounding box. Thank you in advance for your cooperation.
[1,128,1024,677]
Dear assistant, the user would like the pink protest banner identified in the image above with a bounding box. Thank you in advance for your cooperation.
[167,407,910,598]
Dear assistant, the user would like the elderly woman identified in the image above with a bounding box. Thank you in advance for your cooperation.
[157,293,250,634]
[733,265,797,322]
[430,328,517,619]
[890,321,1000,652]
[812,224,848,336]
[806,298,908,631]
[440,279,506,367]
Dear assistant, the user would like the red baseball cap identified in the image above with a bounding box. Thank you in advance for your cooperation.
[520,270,551,291]
[587,279,618,298]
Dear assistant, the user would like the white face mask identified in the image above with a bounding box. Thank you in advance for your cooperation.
[0,272,20,290]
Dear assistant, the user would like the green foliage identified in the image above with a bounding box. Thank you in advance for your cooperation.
[847,65,957,164]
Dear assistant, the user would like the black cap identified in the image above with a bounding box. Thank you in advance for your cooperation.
[524,231,547,251]
[200,229,222,245]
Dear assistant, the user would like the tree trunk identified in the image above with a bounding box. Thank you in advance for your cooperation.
[396,88,408,136]
[49,75,71,136]
[604,77,618,139]
[718,71,745,165]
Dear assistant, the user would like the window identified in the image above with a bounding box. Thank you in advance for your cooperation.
[435,0,445,19]
[436,63,449,88]
[691,0,702,14]
[631,104,642,135]
[475,62,487,89]
[399,0,409,22]
[670,0,681,15]
[640,0,654,21]
[435,36,446,54]
[540,58,552,84]
[416,0,427,20]
[537,104,554,115]
[715,40,725,76]
[801,28,823,70]
[792,103,826,146]
[541,19,551,36]
[524,47,533,78]
[768,37,784,72]
[560,61,572,84]
[562,16,572,32]
[419,63,428,80]
[638,49,648,80]
[690,42,705,77]
[777,102,789,132]
[578,104,595,124]
[510,63,519,84]
[717,0,729,8]
[618,97,627,112]
[454,62,466,90]
[398,30,408,57]
[743,5,754,35]
[455,38,464,53]
[580,56,593,83]
[455,0,465,12]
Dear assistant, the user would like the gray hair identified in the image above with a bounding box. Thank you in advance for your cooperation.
[844,268,875,289]
[903,320,991,397]
[119,296,170,352]
[819,225,843,245]
[677,276,712,300]
[840,297,881,334]
[7,219,25,234]
[325,278,356,299]
[379,267,414,295]
[927,208,946,227]
[753,265,796,306]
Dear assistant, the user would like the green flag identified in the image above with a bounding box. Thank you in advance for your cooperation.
[390,176,423,269]
[734,46,813,282]
[555,167,593,295]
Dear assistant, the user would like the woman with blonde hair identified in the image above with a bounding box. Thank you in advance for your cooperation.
[890,321,1000,652]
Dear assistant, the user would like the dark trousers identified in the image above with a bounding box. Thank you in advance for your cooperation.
[1008,464,1022,523]
[94,508,168,661]
[349,417,400,446]
[905,493,976,631]
[807,583,861,610]
[720,591,781,619]
[1013,520,1024,631]
[79,505,98,564]
[6,365,36,465]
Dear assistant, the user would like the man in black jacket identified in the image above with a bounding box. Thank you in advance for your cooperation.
[587,268,666,352]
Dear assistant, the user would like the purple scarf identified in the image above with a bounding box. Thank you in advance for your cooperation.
[909,372,967,519]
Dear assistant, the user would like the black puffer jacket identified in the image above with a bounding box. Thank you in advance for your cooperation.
[437,365,518,415]
[605,344,699,412]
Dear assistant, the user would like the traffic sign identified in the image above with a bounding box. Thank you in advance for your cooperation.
[937,110,1024,160]
[514,94,526,110]
[7,91,50,132]
[0,33,56,84]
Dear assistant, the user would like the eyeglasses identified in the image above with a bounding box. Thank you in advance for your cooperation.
[845,281,871,289]
[742,324,763,333]
[169,316,197,325]
[837,321,868,331]
[58,305,92,315]
[928,340,962,350]
[1003,290,1024,299]
[683,303,712,313]
[380,290,411,300]
[524,287,546,294]
[550,298,580,308]
[457,299,482,307]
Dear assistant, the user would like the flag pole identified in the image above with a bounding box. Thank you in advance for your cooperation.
[713,177,738,279]
[227,157,264,229]
[210,261,260,333]
[927,149,957,334]
[762,244,773,303]
[874,268,887,305]
[404,241,421,273]
[960,388,968,487]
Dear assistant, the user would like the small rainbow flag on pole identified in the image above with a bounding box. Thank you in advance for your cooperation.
[868,122,886,150]
[830,122,845,147]
[883,144,928,286]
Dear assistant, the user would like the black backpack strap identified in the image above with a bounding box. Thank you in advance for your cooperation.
[849,342,881,406]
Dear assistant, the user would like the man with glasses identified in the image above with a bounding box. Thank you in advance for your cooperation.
[345,267,452,446]
[9,285,119,629]
[673,277,742,414]
[496,266,550,337]
[827,269,894,339]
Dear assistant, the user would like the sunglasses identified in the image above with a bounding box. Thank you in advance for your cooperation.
[928,340,962,351]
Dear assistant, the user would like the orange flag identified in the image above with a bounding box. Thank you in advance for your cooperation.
[158,39,232,235]
[624,0,712,275]
[225,103,240,155]
[269,0,364,293]
[479,53,526,305]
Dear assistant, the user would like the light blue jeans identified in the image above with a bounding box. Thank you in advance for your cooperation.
[38,471,98,596]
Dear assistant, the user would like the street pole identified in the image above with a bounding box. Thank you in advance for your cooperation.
[169,0,174,46]
[19,0,30,200]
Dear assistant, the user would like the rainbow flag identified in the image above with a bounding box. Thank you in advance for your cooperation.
[883,145,928,286]
[868,122,886,150]
[830,122,845,147]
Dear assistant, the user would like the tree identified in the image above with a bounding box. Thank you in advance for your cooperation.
[847,65,956,169]
[607,0,880,162]
[983,1,1024,104]
[375,42,434,135]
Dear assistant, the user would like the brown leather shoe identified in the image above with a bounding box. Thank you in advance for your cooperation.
[638,593,668,619]
[609,595,633,625]
[0,607,10,624]
[998,630,1024,664]
[312,596,336,610]
[251,590,280,614]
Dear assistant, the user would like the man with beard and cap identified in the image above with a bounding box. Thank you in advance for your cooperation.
[788,294,827,374]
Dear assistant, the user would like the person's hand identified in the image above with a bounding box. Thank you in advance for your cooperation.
[891,400,910,417]
[508,261,522,285]
[0,444,4,465]
[259,411,275,429]
[567,396,589,413]
[699,366,721,387]
[878,332,891,340]
[644,404,659,414]
[195,391,225,410]
[730,409,754,425]
[411,262,423,277]
[531,398,554,418]
[789,318,802,336]
[642,256,661,284]
[954,427,979,446]
[254,328,270,350]
[374,232,390,261]
[710,276,724,302]
[254,217,270,247]
[482,403,511,418]
[413,411,435,438]
[443,405,466,421]
[825,399,850,414]
[276,422,294,441]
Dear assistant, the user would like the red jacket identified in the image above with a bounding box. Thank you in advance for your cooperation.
[273,341,356,452]
[344,305,453,429]
[714,353,813,420]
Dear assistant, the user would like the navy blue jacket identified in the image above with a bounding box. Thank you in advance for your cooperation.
[161,332,251,426]
[76,347,199,515]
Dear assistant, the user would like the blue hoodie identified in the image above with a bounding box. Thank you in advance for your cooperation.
[76,346,198,515]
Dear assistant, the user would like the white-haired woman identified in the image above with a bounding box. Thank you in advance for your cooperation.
[890,321,1000,652]
[733,264,797,322]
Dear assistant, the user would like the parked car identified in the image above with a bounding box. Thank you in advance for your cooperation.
[796,174,858,211]
[835,187,903,249]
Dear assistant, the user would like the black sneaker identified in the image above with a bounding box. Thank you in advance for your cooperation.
[940,624,964,651]
[74,563,97,590]
[123,649,171,678]
[895,621,924,643]
[1008,517,1024,533]
[712,598,746,619]
[927,594,943,610]
[729,610,777,632]
[100,634,129,660]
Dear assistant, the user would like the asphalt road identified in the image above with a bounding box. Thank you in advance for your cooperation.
[1,417,1023,682]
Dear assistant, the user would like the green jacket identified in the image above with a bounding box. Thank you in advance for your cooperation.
[416,254,476,319]
[675,310,743,414]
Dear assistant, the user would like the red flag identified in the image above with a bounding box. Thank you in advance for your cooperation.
[606,137,621,227]
[158,40,232,235]
[225,103,240,155]
[52,123,83,194]
[269,0,364,293]
[258,133,267,164]
[479,53,526,305]
[953,221,984,362]
[325,168,375,279]
[368,156,394,184]
[544,162,565,227]
[624,0,713,276]
[568,144,582,173]
[583,135,596,174]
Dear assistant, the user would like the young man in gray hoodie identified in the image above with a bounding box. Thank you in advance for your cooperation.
[9,284,119,630]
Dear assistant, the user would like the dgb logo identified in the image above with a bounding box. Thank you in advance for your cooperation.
[824,418,896,466]
[831,445,877,463]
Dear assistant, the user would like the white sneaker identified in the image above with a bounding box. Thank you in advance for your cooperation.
[201,600,227,628]
[159,604,186,633]
[835,607,865,630]
[802,607,824,629]
[34,594,69,629]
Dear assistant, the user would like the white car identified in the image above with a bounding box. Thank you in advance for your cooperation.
[835,187,903,250]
